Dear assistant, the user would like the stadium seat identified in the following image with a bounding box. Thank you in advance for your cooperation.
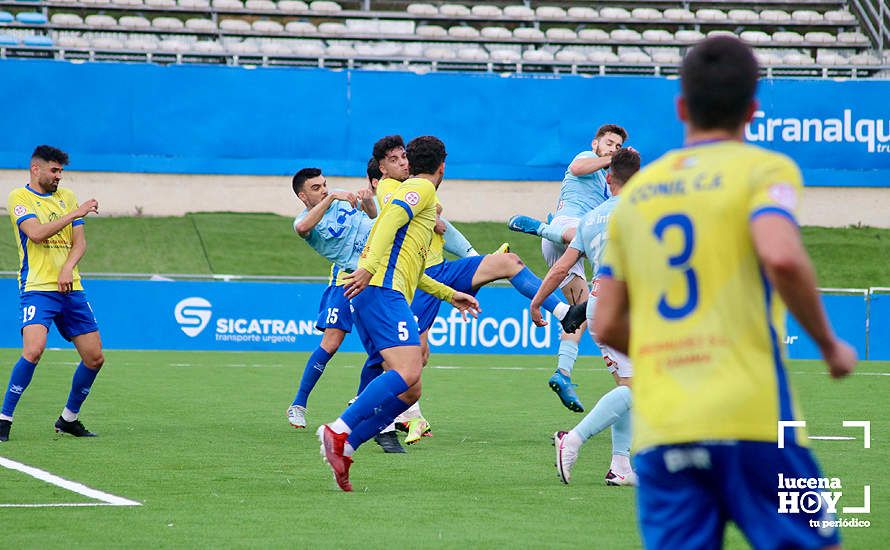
[179,0,211,8]
[850,51,881,65]
[554,49,586,63]
[599,7,630,19]
[121,15,152,28]
[439,4,470,17]
[567,7,596,19]
[317,22,347,34]
[740,31,771,44]
[293,40,324,56]
[425,46,456,60]
[185,18,216,31]
[379,20,414,35]
[632,8,661,20]
[503,6,533,18]
[91,36,125,49]
[253,20,284,32]
[57,34,89,48]
[824,9,857,23]
[707,30,735,39]
[663,8,694,21]
[481,26,511,39]
[358,42,401,56]
[278,0,308,12]
[838,31,868,44]
[0,34,17,46]
[309,0,340,12]
[193,40,224,53]
[457,47,488,61]
[0,11,13,23]
[513,27,544,40]
[16,12,47,24]
[523,48,554,61]
[448,26,480,38]
[84,14,117,27]
[326,43,355,56]
[805,32,835,44]
[792,10,823,23]
[80,0,110,4]
[728,9,758,21]
[587,50,619,63]
[651,48,682,64]
[345,19,378,33]
[245,0,275,9]
[490,48,520,62]
[578,28,609,42]
[228,40,260,54]
[112,0,145,6]
[754,50,782,65]
[817,49,847,65]
[285,21,316,34]
[220,19,251,31]
[783,51,814,65]
[260,40,289,55]
[641,29,673,42]
[695,9,727,21]
[125,35,159,50]
[545,28,576,40]
[153,17,185,30]
[536,6,567,19]
[145,0,176,6]
[159,39,189,52]
[416,25,447,37]
[675,30,705,42]
[610,29,642,42]
[472,5,501,17]
[213,0,244,9]
[23,35,53,47]
[760,10,791,22]
[50,13,83,25]
[407,3,437,16]
[773,31,804,44]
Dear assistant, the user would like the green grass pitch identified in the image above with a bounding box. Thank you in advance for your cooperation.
[0,349,886,548]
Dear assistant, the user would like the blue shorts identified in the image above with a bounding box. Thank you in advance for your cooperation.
[635,441,840,550]
[314,284,353,333]
[351,286,420,364]
[411,255,484,333]
[20,291,99,341]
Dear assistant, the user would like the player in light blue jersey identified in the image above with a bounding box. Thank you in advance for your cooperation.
[508,124,627,413]
[530,148,641,487]
[286,167,380,436]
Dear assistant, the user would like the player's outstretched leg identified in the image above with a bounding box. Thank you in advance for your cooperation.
[549,339,584,412]
[507,215,544,237]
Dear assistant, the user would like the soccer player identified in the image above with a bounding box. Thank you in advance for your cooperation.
[508,124,627,413]
[593,37,855,549]
[0,145,104,442]
[317,136,480,491]
[529,147,641,486]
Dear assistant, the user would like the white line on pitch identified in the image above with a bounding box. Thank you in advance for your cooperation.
[0,456,141,507]
[808,436,857,441]
[0,502,119,508]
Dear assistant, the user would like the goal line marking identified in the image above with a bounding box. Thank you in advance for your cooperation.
[0,456,141,507]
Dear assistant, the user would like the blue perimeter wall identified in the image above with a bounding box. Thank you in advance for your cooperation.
[0,59,888,186]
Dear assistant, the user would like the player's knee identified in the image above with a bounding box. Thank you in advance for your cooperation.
[22,346,44,364]
[84,351,104,370]
[402,383,422,402]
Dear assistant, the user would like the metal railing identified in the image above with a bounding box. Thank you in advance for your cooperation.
[850,0,890,52]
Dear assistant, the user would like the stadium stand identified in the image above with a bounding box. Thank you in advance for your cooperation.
[0,0,886,76]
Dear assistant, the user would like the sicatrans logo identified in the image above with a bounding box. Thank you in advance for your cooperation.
[174,297,213,337]
[745,110,890,153]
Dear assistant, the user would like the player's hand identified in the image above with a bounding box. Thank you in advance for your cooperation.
[530,303,547,327]
[450,292,480,321]
[58,267,74,293]
[75,199,99,218]
[343,268,372,299]
[356,188,374,203]
[330,191,358,208]
[434,218,446,235]
[821,338,856,379]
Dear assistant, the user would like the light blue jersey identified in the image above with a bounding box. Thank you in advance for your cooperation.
[294,198,374,272]
[568,196,619,274]
[556,150,610,219]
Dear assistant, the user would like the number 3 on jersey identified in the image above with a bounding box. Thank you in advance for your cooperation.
[653,213,698,320]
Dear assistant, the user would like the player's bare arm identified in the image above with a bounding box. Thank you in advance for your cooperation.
[750,214,855,378]
[434,214,446,235]
[568,154,613,177]
[531,248,582,327]
[450,291,481,321]
[294,191,357,236]
[58,225,87,294]
[592,277,630,354]
[18,199,98,244]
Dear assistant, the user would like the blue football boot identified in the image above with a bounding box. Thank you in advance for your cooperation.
[507,215,544,236]
[548,371,584,412]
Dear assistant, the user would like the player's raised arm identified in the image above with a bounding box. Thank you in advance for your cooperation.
[356,188,377,219]
[16,199,98,244]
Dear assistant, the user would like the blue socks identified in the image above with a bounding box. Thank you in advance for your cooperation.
[1,357,37,418]
[341,369,409,428]
[442,219,477,258]
[65,361,99,415]
[540,223,566,245]
[574,385,632,442]
[292,346,333,407]
[347,393,411,450]
[510,267,562,314]
[357,361,384,395]
[556,340,579,377]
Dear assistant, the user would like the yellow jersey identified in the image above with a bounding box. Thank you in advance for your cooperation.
[376,177,445,268]
[600,141,807,450]
[328,264,349,286]
[8,185,85,293]
[360,177,454,304]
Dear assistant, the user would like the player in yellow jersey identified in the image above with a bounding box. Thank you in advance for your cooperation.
[317,136,480,491]
[593,38,855,549]
[0,145,105,442]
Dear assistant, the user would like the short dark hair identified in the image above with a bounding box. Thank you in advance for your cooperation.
[372,135,405,162]
[366,157,382,183]
[292,167,322,195]
[680,36,759,131]
[609,148,641,185]
[31,145,68,165]
[595,124,627,142]
[406,136,446,175]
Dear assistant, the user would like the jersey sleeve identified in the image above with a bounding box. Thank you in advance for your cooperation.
[597,204,626,281]
[748,153,803,225]
[64,191,85,227]
[8,189,36,226]
[418,273,456,302]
